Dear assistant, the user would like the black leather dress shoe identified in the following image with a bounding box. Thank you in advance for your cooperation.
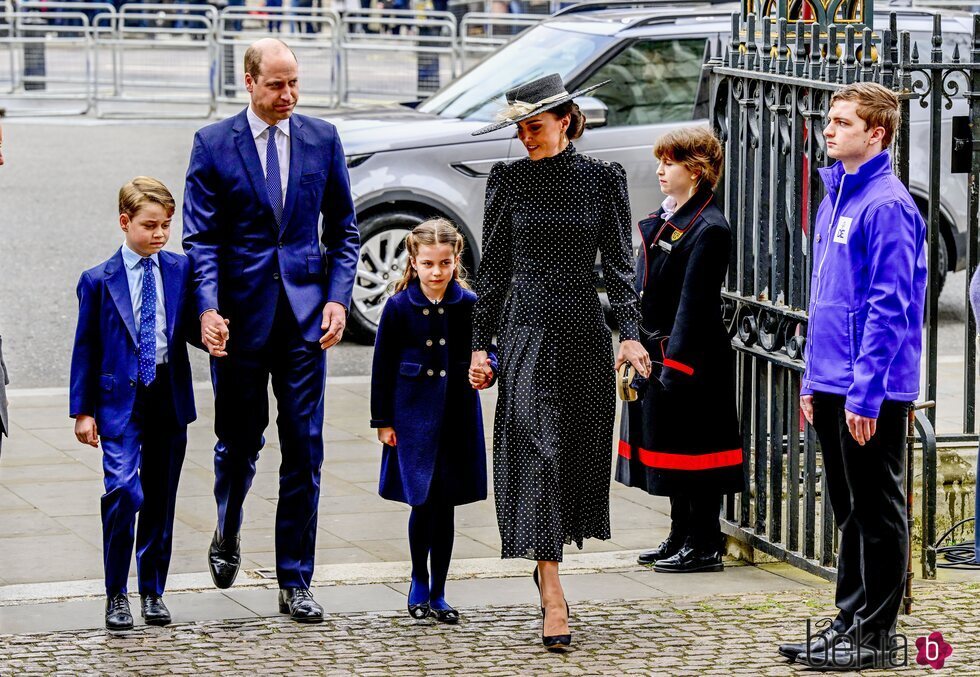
[637,534,685,565]
[653,545,723,573]
[796,638,894,671]
[278,588,324,623]
[208,529,241,589]
[140,594,172,626]
[105,593,134,631]
[778,626,844,662]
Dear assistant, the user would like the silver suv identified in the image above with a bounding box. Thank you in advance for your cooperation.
[334,2,972,341]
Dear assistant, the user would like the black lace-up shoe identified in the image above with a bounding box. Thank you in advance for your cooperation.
[140,594,172,626]
[208,529,241,589]
[105,594,133,631]
[278,588,324,623]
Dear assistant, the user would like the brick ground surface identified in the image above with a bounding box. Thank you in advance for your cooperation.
[1,582,977,676]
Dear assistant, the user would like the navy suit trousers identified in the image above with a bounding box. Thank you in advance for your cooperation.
[211,287,326,589]
[101,367,186,597]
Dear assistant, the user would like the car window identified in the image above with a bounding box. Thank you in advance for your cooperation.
[418,26,613,122]
[579,38,708,127]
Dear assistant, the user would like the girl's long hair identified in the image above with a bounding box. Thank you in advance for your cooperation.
[394,218,470,293]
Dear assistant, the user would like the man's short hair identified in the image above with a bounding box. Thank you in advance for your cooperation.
[653,126,724,188]
[830,82,900,148]
[118,176,175,218]
[244,40,297,79]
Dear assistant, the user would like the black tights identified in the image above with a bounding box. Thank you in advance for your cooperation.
[408,503,455,609]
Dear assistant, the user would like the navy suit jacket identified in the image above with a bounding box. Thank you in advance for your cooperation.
[182,109,360,350]
[69,249,197,439]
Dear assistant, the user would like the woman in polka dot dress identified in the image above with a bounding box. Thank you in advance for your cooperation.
[469,74,651,650]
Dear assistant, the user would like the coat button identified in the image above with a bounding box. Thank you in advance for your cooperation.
[439,370,446,377]
[129,379,136,387]
[278,242,284,249]
[439,338,446,346]
[273,272,280,280]
[426,369,434,376]
[423,308,430,316]
[425,339,433,347]
[437,308,444,314]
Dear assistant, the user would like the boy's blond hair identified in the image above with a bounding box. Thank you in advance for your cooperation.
[830,82,900,148]
[118,176,176,218]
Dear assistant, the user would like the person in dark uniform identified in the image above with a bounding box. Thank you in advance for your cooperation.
[617,126,745,574]
[470,74,650,651]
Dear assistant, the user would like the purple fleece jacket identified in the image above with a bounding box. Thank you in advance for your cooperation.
[801,151,928,418]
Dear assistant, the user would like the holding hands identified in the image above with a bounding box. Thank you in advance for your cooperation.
[469,351,495,390]
[201,310,230,357]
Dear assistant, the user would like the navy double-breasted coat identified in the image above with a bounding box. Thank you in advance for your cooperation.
[370,279,496,506]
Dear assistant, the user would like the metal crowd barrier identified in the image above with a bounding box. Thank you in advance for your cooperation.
[216,6,341,109]
[340,8,457,103]
[0,10,95,116]
[0,2,543,115]
[459,11,538,69]
[91,9,216,118]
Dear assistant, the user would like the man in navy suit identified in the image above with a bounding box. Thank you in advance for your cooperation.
[70,177,197,631]
[182,38,360,623]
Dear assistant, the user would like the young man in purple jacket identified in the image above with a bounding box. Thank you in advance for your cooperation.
[778,83,928,670]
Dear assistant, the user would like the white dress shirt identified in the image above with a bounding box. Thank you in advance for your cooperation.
[121,243,168,365]
[247,104,290,201]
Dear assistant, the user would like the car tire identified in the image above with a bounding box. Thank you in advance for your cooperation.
[346,211,426,344]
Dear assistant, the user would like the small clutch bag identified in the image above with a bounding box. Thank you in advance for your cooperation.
[616,362,640,402]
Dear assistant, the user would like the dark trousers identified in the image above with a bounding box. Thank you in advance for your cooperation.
[812,393,910,639]
[211,288,326,589]
[101,367,186,597]
[669,492,722,552]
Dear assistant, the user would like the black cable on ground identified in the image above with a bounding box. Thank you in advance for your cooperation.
[935,517,980,569]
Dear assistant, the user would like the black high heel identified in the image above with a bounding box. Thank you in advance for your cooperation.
[532,567,572,651]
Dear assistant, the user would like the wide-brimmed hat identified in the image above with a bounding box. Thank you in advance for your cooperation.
[471,73,609,136]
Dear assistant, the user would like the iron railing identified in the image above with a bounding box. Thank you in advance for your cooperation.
[708,8,980,581]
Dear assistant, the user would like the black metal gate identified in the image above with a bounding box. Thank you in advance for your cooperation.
[707,0,980,581]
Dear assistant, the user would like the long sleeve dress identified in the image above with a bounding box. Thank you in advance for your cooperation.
[472,143,641,562]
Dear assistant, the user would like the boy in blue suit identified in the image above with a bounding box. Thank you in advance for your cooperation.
[70,177,197,631]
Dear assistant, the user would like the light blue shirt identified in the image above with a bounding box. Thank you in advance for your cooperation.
[121,243,168,365]
[246,104,290,200]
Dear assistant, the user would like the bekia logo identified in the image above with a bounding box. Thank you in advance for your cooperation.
[915,632,953,669]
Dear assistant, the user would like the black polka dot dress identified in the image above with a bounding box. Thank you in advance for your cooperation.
[472,143,641,562]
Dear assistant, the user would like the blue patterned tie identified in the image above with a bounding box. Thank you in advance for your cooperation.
[138,257,156,386]
[266,126,283,226]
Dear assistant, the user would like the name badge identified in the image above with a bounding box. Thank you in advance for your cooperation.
[657,240,672,253]
[833,216,853,244]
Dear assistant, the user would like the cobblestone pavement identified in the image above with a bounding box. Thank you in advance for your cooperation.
[1,582,977,676]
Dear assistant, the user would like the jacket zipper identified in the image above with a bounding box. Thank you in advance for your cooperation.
[813,174,847,303]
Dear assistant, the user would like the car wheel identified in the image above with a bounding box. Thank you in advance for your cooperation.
[346,211,424,343]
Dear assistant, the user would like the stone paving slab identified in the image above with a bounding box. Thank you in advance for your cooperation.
[0,381,676,587]
[0,581,977,675]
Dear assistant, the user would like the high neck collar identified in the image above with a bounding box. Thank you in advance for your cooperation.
[819,150,892,196]
[529,142,576,165]
[661,184,715,230]
[405,278,465,306]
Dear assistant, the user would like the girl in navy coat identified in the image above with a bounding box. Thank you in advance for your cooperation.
[370,219,497,624]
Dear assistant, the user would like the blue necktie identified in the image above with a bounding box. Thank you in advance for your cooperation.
[266,126,283,226]
[138,257,156,386]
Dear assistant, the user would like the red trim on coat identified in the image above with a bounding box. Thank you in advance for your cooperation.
[662,358,694,376]
[664,193,715,234]
[618,441,743,471]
